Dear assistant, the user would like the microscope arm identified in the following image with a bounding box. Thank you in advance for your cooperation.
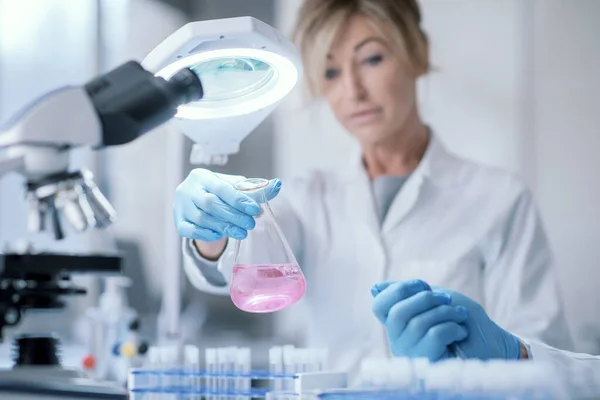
[0,62,202,182]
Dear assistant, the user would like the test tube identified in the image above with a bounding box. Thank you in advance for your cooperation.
[205,348,217,400]
[235,347,251,400]
[217,347,228,396]
[184,345,200,399]
[282,345,296,392]
[164,346,181,391]
[147,347,160,393]
[269,346,283,391]
[229,346,238,398]
[295,349,304,374]
[317,349,328,372]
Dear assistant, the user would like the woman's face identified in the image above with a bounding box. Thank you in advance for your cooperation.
[322,14,418,146]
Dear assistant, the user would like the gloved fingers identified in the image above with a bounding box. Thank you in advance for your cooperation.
[398,305,469,345]
[371,280,432,297]
[213,172,248,185]
[191,191,256,231]
[215,173,282,202]
[176,221,223,242]
[379,288,452,329]
[413,322,469,361]
[264,179,283,201]
[372,280,432,324]
[370,281,397,296]
[192,169,260,215]
[186,208,249,240]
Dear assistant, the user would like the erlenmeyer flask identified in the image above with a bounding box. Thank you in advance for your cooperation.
[230,178,306,313]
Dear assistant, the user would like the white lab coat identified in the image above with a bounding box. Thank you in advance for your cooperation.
[183,135,572,375]
[526,340,600,396]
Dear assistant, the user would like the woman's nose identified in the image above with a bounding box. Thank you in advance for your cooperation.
[342,69,367,102]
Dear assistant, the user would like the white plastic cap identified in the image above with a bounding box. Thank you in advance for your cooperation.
[458,360,485,390]
[269,346,282,365]
[283,345,296,365]
[422,362,457,391]
[184,345,200,366]
[205,348,216,364]
[388,358,413,388]
[227,346,238,364]
[317,348,328,368]
[308,349,318,369]
[239,347,251,361]
[411,358,431,379]
[148,347,159,363]
[217,347,229,364]
[160,346,179,365]
[237,347,251,369]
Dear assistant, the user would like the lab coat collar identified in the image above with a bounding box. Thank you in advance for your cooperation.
[340,132,462,238]
[410,133,463,187]
[343,133,462,188]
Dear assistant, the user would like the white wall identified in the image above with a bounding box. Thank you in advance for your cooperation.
[533,0,600,354]
[274,0,600,353]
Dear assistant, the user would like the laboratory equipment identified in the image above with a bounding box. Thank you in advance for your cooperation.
[0,57,198,397]
[230,178,306,313]
[83,276,149,385]
[0,58,202,340]
[143,16,302,166]
[129,345,330,399]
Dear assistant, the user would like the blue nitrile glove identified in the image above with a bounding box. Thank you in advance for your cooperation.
[431,286,523,360]
[174,169,282,242]
[371,280,470,361]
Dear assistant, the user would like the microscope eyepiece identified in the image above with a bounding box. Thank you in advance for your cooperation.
[85,61,204,147]
[166,68,204,105]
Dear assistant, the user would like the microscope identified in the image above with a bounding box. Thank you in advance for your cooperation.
[0,61,203,399]
[0,16,301,399]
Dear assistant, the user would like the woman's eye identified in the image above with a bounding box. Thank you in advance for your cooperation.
[364,54,383,65]
[325,68,339,79]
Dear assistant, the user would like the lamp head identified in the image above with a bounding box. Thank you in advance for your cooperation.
[142,17,302,165]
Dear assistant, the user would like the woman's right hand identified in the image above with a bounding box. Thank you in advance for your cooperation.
[174,168,282,242]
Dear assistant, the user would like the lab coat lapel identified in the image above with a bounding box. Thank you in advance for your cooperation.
[381,174,424,234]
[381,135,454,234]
[345,158,381,241]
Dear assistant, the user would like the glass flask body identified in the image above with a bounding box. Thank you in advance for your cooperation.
[230,178,306,313]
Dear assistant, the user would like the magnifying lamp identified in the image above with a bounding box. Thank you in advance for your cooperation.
[142,16,303,165]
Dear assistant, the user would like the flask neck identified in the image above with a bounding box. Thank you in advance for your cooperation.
[255,196,274,220]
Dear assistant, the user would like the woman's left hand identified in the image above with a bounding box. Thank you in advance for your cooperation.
[430,286,524,360]
[372,280,524,361]
[371,280,469,361]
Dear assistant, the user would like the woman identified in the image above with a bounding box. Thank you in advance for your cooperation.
[174,0,571,374]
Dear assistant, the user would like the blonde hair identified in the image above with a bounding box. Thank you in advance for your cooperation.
[292,0,429,98]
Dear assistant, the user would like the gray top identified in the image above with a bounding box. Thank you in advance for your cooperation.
[371,175,410,224]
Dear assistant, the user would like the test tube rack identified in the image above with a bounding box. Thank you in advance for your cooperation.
[128,345,333,399]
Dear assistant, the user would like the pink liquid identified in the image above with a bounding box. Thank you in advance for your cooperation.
[230,263,306,313]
